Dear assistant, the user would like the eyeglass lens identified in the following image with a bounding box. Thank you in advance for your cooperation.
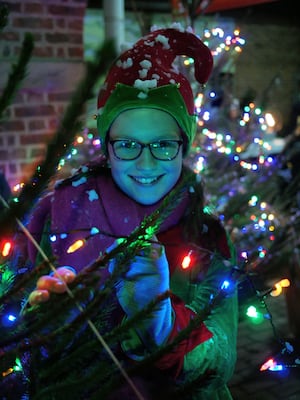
[110,140,182,160]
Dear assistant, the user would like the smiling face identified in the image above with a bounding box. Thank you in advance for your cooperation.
[107,108,183,205]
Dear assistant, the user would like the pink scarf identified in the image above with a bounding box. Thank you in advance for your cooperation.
[28,167,190,272]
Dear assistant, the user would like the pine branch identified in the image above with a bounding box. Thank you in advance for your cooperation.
[0,3,8,30]
[89,279,236,399]
[0,259,53,304]
[0,175,192,352]
[0,32,34,120]
[0,174,199,398]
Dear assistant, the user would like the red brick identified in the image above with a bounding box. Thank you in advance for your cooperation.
[56,105,66,114]
[68,19,83,31]
[0,31,20,41]
[31,32,43,42]
[0,120,25,132]
[5,2,21,13]
[20,133,53,145]
[13,45,54,58]
[24,3,44,14]
[48,118,59,130]
[10,148,27,159]
[32,46,54,58]
[7,136,16,146]
[15,105,55,118]
[56,47,66,57]
[28,120,46,130]
[41,18,54,30]
[13,17,44,29]
[12,92,26,104]
[47,5,85,18]
[68,33,82,44]
[26,91,45,103]
[45,32,70,43]
[56,18,66,29]
[0,150,9,160]
[48,92,73,102]
[68,47,83,58]
[13,16,53,30]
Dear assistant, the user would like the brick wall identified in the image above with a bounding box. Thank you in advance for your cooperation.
[0,0,87,189]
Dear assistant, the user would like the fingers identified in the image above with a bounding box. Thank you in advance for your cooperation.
[108,237,166,279]
[28,275,67,306]
[137,242,164,260]
[37,275,68,293]
[149,243,164,259]
[28,266,77,306]
[28,289,50,306]
[52,266,76,283]
[37,267,76,292]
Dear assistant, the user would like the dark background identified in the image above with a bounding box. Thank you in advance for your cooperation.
[87,0,297,25]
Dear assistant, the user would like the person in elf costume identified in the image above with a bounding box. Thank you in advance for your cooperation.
[27,26,238,399]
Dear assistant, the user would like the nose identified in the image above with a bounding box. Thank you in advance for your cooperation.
[135,146,157,170]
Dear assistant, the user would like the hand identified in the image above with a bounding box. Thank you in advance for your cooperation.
[108,236,172,346]
[28,266,76,306]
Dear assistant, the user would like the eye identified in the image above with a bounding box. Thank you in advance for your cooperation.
[153,140,177,149]
[121,140,138,149]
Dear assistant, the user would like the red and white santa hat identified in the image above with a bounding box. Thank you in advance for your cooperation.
[97,25,213,154]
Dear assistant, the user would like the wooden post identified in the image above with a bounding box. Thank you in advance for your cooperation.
[103,0,125,54]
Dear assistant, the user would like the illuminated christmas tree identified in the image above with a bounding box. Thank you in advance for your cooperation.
[1,5,300,397]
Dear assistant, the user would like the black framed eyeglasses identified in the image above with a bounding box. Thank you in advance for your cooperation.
[109,139,183,161]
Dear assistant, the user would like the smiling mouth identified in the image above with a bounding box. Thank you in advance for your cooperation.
[130,175,162,185]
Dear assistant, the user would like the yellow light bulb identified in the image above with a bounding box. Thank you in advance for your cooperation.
[270,283,282,297]
[67,239,85,254]
[279,278,290,288]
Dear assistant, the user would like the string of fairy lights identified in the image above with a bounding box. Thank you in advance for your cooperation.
[191,27,299,373]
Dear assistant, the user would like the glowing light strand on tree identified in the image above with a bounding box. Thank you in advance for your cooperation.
[0,194,145,400]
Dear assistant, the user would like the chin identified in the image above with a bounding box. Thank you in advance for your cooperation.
[135,197,160,206]
[132,193,163,206]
